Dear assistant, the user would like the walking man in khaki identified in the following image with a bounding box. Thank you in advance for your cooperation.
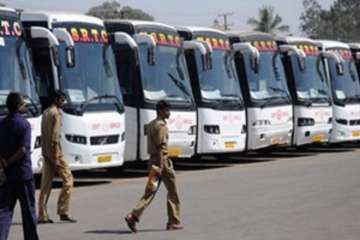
[38,90,76,223]
[125,100,183,233]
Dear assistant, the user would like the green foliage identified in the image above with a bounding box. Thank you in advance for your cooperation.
[86,0,154,21]
[247,6,290,33]
[300,0,360,41]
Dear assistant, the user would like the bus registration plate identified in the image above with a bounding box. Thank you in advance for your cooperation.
[271,137,281,145]
[225,141,236,149]
[168,148,181,157]
[352,131,360,137]
[312,134,324,142]
[97,155,112,163]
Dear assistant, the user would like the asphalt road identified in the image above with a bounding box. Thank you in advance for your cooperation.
[8,144,360,240]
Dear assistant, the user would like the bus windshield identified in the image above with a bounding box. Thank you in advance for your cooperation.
[328,59,360,103]
[0,36,39,111]
[196,50,243,103]
[58,42,123,106]
[291,55,329,102]
[139,45,194,103]
[244,51,290,102]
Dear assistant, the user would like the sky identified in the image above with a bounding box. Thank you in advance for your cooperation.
[1,0,335,35]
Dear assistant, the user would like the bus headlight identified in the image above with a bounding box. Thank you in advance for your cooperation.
[204,125,220,134]
[335,119,348,125]
[297,118,315,127]
[252,120,271,126]
[65,134,87,145]
[188,125,197,135]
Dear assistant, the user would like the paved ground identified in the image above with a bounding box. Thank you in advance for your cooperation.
[8,144,360,240]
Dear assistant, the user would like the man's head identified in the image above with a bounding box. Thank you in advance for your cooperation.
[6,92,26,114]
[156,100,171,119]
[53,90,66,109]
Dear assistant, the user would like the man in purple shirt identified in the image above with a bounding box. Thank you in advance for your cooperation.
[0,92,39,240]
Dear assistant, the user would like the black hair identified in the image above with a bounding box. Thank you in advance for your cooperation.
[156,100,171,114]
[53,90,66,103]
[6,92,23,114]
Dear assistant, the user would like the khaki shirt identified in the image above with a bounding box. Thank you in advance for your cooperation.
[41,105,62,160]
[147,117,169,158]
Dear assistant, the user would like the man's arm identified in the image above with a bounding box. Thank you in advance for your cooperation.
[50,112,63,166]
[0,122,30,169]
[157,125,168,169]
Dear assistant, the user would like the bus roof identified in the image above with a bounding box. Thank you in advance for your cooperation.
[21,11,104,28]
[227,31,274,38]
[316,40,350,50]
[349,43,360,50]
[0,7,17,14]
[177,26,226,35]
[105,19,176,32]
[227,31,279,43]
[280,36,318,45]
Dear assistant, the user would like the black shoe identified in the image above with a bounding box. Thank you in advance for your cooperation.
[38,218,54,224]
[59,215,77,223]
[125,214,138,233]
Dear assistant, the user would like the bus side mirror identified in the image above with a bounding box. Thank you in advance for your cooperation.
[134,34,157,66]
[114,32,139,66]
[356,52,360,62]
[53,28,75,68]
[65,46,75,68]
[201,41,213,70]
[321,51,344,75]
[279,44,306,71]
[232,42,260,73]
[336,62,344,75]
[29,26,60,67]
[183,40,209,71]
[251,55,260,73]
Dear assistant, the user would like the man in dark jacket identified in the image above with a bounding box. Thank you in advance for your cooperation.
[0,92,39,240]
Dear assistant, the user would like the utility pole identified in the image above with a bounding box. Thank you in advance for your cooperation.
[218,12,234,31]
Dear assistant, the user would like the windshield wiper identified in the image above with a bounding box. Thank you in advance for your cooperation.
[343,94,360,104]
[297,97,313,107]
[259,96,280,108]
[167,73,194,105]
[79,95,124,114]
[220,94,245,106]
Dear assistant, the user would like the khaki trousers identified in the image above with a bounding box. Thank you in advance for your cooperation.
[131,159,181,224]
[38,157,74,220]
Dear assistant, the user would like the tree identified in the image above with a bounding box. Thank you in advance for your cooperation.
[247,6,290,33]
[300,0,360,41]
[86,0,154,21]
[120,6,154,21]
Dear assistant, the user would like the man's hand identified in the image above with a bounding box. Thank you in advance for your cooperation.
[52,153,64,168]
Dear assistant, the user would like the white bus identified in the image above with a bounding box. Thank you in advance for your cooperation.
[21,12,126,170]
[228,32,293,150]
[0,8,42,173]
[278,37,332,146]
[105,20,196,161]
[176,27,246,155]
[318,41,360,142]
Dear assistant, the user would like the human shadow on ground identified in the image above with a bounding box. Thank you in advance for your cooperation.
[85,228,166,235]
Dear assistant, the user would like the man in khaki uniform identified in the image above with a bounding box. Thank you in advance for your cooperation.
[125,101,183,233]
[38,91,76,223]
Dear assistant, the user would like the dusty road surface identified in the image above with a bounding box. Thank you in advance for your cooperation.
[8,144,360,240]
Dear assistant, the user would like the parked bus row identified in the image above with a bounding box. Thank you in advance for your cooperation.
[1,7,360,173]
